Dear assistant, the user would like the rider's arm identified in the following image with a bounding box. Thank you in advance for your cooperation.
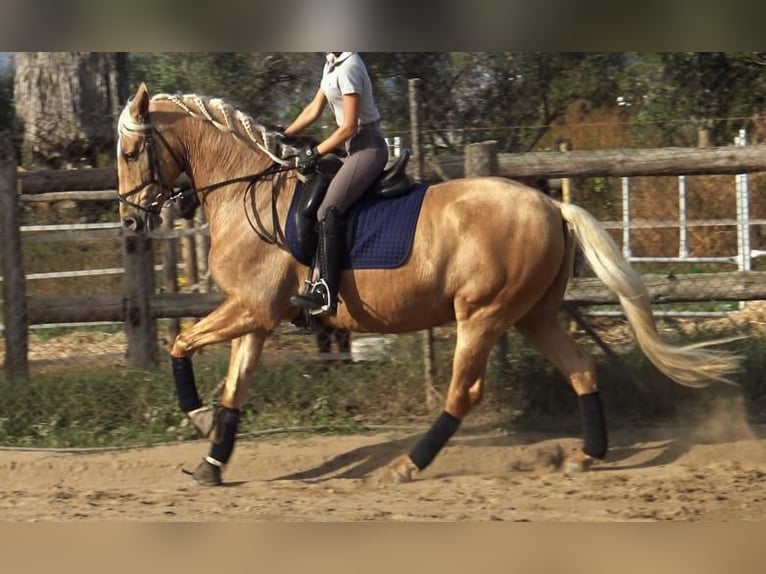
[284,88,327,136]
[315,93,360,156]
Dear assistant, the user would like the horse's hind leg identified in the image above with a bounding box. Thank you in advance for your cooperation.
[386,308,503,483]
[189,331,266,486]
[515,312,607,474]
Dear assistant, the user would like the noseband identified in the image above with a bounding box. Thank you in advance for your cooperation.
[117,121,187,216]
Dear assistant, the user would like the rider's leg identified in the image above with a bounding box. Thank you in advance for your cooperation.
[290,130,388,315]
[290,206,344,314]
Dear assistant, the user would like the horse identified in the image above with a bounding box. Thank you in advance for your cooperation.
[116,83,741,486]
[170,182,353,363]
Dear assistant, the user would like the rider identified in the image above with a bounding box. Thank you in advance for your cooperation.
[286,52,389,315]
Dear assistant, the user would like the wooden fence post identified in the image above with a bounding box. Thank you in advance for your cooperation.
[465,140,498,177]
[409,78,441,410]
[465,141,509,375]
[194,208,211,293]
[0,133,29,379]
[181,218,199,291]
[558,139,572,203]
[123,232,157,368]
[160,205,180,344]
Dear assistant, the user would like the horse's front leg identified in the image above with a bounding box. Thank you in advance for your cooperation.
[188,332,267,486]
[168,297,268,486]
[170,297,253,433]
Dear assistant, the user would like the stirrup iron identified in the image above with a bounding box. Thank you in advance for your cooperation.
[308,278,331,315]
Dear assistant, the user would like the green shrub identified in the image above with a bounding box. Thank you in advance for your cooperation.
[1,329,763,449]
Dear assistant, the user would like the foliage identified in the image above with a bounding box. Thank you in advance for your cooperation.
[8,51,763,164]
[1,328,762,449]
[0,56,21,160]
[123,52,766,154]
[0,336,431,448]
[624,52,766,146]
[363,52,628,153]
[127,52,322,128]
[443,52,626,152]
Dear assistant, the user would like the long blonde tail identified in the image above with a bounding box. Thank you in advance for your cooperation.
[559,202,741,387]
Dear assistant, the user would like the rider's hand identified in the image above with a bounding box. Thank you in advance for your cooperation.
[296,145,320,172]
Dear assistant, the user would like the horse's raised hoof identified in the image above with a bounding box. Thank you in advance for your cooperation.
[187,406,223,443]
[379,455,418,484]
[189,459,222,486]
[563,452,597,476]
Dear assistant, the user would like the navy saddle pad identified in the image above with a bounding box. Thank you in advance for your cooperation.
[285,183,428,270]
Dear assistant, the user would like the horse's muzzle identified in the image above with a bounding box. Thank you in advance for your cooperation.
[121,216,145,233]
[121,213,161,233]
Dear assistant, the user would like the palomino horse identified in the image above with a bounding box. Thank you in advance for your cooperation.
[117,83,740,486]
[171,184,353,362]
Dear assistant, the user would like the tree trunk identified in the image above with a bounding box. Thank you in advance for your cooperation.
[13,52,128,168]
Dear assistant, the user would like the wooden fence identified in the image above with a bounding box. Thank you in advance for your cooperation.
[3,132,766,377]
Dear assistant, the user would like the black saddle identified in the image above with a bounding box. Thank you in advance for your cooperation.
[292,149,414,261]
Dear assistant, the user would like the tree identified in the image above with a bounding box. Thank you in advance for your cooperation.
[364,53,627,154]
[127,52,321,129]
[14,52,128,167]
[625,52,766,147]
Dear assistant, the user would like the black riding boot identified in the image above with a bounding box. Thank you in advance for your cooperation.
[290,207,344,315]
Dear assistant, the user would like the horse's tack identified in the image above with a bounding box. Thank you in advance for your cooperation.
[288,149,413,270]
[117,85,743,488]
[287,150,418,269]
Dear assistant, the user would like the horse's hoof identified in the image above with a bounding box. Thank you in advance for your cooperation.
[563,452,597,476]
[189,459,222,486]
[380,455,418,484]
[187,406,223,443]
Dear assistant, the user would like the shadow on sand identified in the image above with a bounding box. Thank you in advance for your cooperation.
[268,414,766,482]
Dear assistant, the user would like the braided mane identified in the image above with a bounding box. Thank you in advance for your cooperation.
[122,92,291,166]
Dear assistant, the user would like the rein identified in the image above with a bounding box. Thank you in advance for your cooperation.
[199,163,294,245]
[118,117,298,245]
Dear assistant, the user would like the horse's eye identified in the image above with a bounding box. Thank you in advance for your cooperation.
[124,150,140,163]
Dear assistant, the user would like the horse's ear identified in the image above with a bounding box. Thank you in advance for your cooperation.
[129,82,150,121]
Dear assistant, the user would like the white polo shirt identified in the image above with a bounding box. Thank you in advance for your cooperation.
[320,52,381,128]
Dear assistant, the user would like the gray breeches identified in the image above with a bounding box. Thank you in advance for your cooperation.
[317,127,389,221]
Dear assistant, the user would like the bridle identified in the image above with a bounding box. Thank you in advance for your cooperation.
[118,110,299,243]
[117,123,187,216]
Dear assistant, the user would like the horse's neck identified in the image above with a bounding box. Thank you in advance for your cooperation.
[159,104,295,249]
[192,149,297,249]
[188,129,269,194]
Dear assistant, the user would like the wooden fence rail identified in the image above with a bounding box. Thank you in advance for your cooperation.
[426,144,766,181]
[15,143,766,195]
[4,140,766,375]
[26,293,224,324]
[21,272,766,327]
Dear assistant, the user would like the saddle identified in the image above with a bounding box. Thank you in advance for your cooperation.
[291,148,414,263]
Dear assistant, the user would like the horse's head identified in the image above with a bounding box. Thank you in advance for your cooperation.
[117,83,185,233]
